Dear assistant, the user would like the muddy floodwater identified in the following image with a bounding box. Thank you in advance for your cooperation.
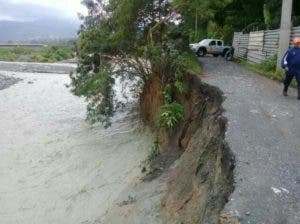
[0,70,153,224]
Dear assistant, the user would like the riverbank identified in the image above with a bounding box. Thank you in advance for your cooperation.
[0,73,21,90]
[104,74,235,224]
[0,61,76,74]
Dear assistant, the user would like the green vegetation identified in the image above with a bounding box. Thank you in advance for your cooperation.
[240,56,297,87]
[71,0,300,128]
[158,102,184,129]
[71,0,202,128]
[0,46,73,63]
[173,0,300,43]
[148,138,160,162]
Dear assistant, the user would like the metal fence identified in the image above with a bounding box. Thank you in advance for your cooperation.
[233,26,300,64]
[233,32,249,59]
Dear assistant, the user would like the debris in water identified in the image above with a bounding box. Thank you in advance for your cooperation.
[118,195,137,206]
[271,187,281,194]
[280,187,289,194]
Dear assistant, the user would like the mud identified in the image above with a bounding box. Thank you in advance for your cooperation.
[161,75,234,224]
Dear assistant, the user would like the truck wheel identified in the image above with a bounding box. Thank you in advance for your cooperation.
[213,54,219,57]
[225,52,233,61]
[197,48,206,57]
[222,49,229,57]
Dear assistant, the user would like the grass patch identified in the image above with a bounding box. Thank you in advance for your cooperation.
[0,46,73,63]
[140,138,163,179]
[182,51,202,75]
[147,138,160,162]
[238,55,297,88]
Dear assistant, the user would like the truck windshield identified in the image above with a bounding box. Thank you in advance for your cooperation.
[199,39,210,45]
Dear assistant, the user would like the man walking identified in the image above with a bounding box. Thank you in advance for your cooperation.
[281,37,300,100]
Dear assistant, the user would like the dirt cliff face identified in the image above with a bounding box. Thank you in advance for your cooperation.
[140,74,235,224]
[139,75,164,128]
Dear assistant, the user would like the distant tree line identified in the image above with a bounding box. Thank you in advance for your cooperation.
[0,46,73,63]
[174,0,300,43]
[4,38,76,46]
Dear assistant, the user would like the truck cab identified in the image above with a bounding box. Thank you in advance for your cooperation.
[189,39,231,57]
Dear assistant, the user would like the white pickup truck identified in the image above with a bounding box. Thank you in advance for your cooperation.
[189,39,232,58]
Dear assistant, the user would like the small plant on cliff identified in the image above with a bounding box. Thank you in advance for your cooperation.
[71,0,200,128]
[158,102,184,129]
[148,138,160,161]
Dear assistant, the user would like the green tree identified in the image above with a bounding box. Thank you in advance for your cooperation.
[173,0,300,43]
[71,0,200,127]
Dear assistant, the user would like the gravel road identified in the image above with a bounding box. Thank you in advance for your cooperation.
[202,57,300,224]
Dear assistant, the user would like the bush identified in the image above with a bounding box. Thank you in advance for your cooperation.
[257,54,277,72]
[158,101,184,129]
[240,55,297,87]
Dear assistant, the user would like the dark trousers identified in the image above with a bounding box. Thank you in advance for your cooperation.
[284,71,300,88]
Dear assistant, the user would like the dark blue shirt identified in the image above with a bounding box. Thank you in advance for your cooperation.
[281,47,300,75]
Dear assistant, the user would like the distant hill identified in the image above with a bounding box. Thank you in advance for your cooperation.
[0,19,79,43]
[0,0,81,43]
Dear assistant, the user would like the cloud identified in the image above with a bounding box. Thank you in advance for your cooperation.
[0,0,86,21]
[8,0,87,19]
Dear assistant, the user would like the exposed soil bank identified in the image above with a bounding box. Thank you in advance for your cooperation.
[104,74,234,223]
[141,74,235,224]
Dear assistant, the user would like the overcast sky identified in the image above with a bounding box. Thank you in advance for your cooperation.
[0,0,87,21]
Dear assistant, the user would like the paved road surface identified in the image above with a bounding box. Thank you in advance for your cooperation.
[202,57,300,224]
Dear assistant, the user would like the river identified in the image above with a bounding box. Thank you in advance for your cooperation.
[0,66,153,224]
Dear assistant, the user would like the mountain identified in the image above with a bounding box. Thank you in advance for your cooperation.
[0,0,81,43]
[0,19,79,42]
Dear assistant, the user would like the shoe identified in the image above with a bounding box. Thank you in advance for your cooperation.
[298,88,300,100]
[283,90,288,96]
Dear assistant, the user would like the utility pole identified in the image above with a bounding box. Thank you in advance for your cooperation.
[195,10,198,40]
[277,0,293,70]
